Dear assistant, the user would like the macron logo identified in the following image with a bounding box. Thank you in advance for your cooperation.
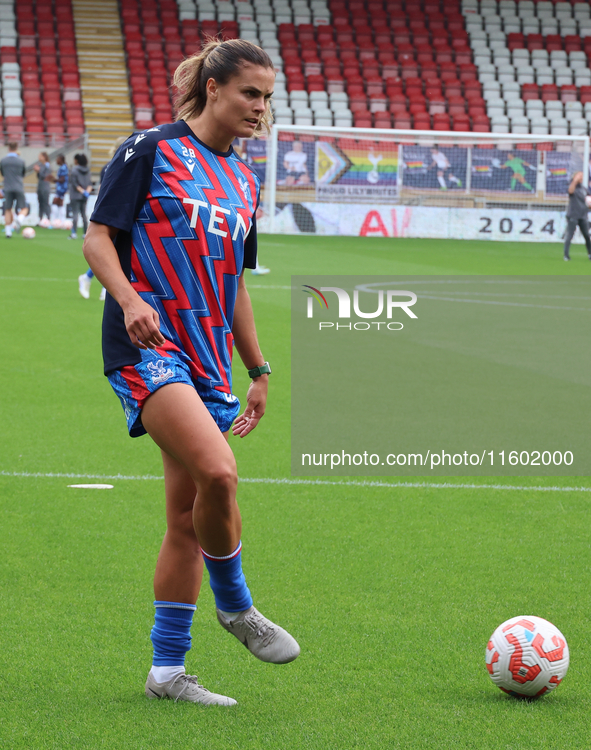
[124,148,135,162]
[134,133,147,145]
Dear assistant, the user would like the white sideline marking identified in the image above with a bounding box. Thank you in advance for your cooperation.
[0,276,75,282]
[68,483,114,489]
[1,470,590,494]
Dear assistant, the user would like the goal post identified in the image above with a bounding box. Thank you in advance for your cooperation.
[257,126,589,242]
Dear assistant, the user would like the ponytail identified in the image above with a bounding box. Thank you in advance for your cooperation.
[173,38,275,136]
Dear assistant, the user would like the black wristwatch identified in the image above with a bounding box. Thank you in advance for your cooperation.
[248,361,272,378]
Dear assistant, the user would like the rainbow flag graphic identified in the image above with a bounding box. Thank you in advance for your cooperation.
[474,165,490,172]
[549,168,567,176]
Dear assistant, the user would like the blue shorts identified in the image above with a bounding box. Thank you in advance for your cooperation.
[107,348,241,438]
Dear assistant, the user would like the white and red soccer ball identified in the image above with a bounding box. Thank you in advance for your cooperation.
[22,227,36,239]
[486,616,569,698]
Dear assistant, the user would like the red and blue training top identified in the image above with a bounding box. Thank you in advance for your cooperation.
[91,121,259,395]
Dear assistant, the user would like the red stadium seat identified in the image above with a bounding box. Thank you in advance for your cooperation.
[393,115,412,129]
[541,84,558,102]
[560,85,577,102]
[374,112,392,128]
[413,114,431,130]
[409,100,427,115]
[389,99,408,115]
[472,114,490,132]
[447,95,466,115]
[464,81,482,97]
[452,116,470,132]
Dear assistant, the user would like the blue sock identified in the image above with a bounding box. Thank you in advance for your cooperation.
[86,269,94,279]
[201,541,253,613]
[150,601,196,666]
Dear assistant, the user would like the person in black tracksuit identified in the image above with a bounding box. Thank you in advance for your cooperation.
[34,151,52,224]
[68,153,93,239]
[563,171,591,261]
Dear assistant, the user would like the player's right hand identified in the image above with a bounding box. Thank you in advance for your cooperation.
[123,298,166,350]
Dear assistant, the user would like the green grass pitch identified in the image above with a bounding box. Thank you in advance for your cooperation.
[1,228,591,749]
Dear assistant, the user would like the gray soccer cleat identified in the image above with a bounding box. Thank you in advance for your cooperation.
[216,606,300,664]
[145,671,237,706]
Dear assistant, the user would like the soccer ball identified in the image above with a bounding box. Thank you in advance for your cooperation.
[22,227,36,239]
[52,219,63,229]
[585,195,591,208]
[63,219,73,230]
[486,616,569,698]
[491,158,501,168]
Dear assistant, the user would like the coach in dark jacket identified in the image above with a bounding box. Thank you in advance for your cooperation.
[34,151,52,224]
[68,153,92,240]
[563,171,591,261]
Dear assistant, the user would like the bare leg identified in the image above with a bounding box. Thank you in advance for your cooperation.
[142,383,242,559]
[4,209,12,226]
[153,449,204,603]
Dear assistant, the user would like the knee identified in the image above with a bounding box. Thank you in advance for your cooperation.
[199,463,238,498]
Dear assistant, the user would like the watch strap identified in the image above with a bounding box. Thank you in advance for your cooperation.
[248,361,271,378]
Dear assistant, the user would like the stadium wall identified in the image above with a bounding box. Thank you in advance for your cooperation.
[258,203,577,242]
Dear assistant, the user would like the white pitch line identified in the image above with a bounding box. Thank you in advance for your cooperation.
[247,285,292,289]
[0,276,76,282]
[1,470,590,493]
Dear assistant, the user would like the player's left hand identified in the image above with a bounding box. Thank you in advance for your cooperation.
[232,377,268,438]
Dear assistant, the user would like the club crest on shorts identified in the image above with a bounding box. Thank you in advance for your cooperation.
[147,360,174,385]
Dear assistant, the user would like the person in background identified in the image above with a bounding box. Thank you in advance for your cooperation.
[283,139,309,186]
[68,153,92,240]
[34,151,52,227]
[79,138,126,301]
[563,171,591,261]
[51,154,69,226]
[1,141,27,238]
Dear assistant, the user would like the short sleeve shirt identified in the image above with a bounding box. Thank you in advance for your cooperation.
[55,164,69,196]
[0,154,26,192]
[504,158,526,176]
[431,152,449,170]
[284,150,307,173]
[90,121,260,394]
[567,183,589,220]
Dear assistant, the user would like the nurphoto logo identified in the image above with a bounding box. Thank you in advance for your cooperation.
[302,284,418,331]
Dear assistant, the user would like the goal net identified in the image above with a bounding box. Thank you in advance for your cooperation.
[242,126,589,242]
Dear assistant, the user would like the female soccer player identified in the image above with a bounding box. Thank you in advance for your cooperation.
[83,39,299,707]
[51,154,68,226]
